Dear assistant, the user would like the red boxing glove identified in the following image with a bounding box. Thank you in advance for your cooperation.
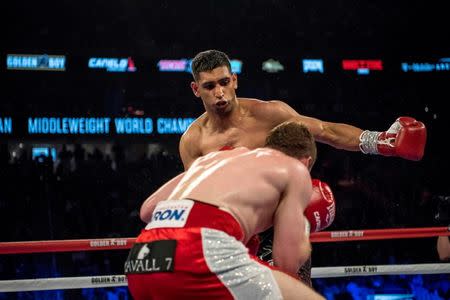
[245,235,261,256]
[304,179,336,232]
[359,117,426,161]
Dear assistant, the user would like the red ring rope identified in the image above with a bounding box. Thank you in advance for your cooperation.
[0,226,448,255]
[0,238,135,254]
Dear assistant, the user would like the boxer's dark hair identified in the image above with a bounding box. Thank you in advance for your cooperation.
[191,50,232,81]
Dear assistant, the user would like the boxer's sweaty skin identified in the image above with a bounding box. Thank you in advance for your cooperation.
[140,147,312,275]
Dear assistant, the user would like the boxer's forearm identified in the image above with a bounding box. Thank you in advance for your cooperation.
[437,236,450,261]
[310,120,362,151]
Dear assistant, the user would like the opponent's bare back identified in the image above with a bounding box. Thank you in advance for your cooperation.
[168,147,311,243]
[141,120,316,275]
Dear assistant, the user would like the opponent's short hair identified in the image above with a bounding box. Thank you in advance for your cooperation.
[191,50,232,81]
[265,121,317,169]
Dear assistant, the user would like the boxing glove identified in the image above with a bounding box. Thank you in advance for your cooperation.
[304,179,336,232]
[359,117,426,161]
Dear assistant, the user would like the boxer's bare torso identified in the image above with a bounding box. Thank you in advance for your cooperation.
[174,147,310,238]
[140,147,312,274]
[144,147,310,239]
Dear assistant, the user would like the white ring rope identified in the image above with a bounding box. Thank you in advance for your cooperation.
[0,263,448,292]
[0,275,127,293]
[311,263,450,278]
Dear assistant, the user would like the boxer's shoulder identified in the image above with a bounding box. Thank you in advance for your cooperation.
[181,116,203,140]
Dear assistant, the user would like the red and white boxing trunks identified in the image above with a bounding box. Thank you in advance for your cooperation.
[125,199,282,299]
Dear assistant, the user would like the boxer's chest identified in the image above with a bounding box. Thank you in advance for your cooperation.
[200,122,271,154]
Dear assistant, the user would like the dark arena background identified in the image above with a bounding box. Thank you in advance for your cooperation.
[1,1,449,299]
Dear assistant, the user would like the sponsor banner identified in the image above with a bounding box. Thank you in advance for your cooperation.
[146,199,194,229]
[157,59,189,72]
[401,58,450,72]
[262,59,284,73]
[342,59,383,75]
[90,275,127,286]
[303,59,324,73]
[158,58,242,74]
[7,54,66,71]
[124,240,176,274]
[89,239,129,248]
[230,60,243,74]
[88,57,136,72]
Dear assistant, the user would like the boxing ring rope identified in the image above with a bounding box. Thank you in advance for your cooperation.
[0,226,448,255]
[1,264,449,292]
[0,238,135,255]
[1,226,449,292]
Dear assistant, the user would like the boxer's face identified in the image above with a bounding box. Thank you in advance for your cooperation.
[191,66,238,115]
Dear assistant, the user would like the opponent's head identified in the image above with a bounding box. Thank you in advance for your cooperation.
[265,121,317,171]
[190,50,238,115]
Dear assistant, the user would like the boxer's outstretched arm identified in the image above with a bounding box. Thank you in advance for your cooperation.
[266,101,426,160]
[266,100,362,151]
[272,164,312,276]
[140,172,185,223]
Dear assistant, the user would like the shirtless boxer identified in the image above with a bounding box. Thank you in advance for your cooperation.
[125,122,324,299]
[181,50,426,171]
[179,49,427,284]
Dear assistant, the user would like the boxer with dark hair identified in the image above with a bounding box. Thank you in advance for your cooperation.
[180,49,427,285]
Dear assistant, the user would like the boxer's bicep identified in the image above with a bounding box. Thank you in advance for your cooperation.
[264,101,325,140]
[263,100,302,127]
